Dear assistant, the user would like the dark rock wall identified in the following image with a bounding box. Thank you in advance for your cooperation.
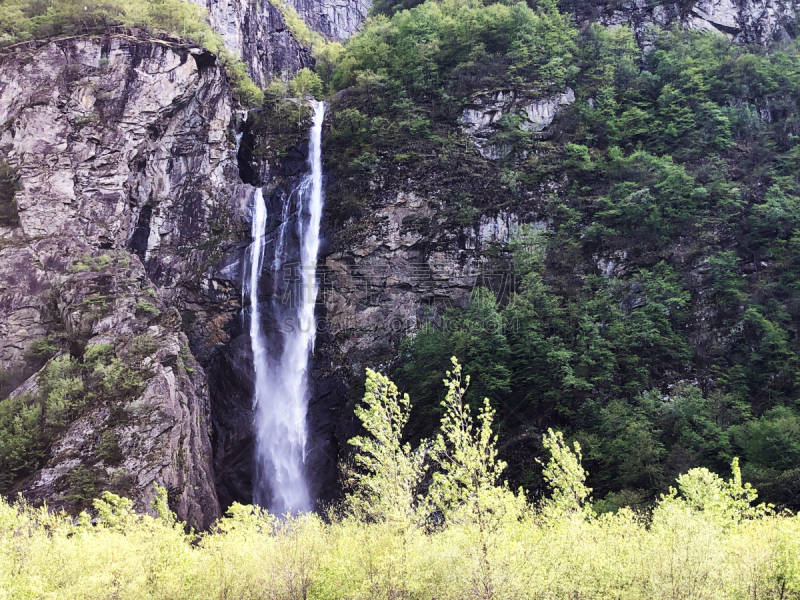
[190,0,315,86]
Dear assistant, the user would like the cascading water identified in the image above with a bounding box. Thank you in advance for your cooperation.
[244,101,326,514]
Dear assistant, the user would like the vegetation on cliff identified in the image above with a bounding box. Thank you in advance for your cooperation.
[2,367,800,599]
[0,0,264,104]
[319,0,575,216]
[310,0,800,511]
[0,250,186,500]
[0,162,19,227]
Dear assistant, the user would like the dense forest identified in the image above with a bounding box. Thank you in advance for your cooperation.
[309,0,800,511]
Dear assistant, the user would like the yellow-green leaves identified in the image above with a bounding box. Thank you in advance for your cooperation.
[290,68,324,99]
[345,368,427,525]
[657,457,765,525]
[539,428,592,520]
[429,358,522,526]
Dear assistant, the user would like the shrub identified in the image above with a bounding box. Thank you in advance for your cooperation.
[135,301,160,317]
[345,368,427,525]
[0,341,149,494]
[290,67,323,99]
[95,430,123,465]
[0,162,19,227]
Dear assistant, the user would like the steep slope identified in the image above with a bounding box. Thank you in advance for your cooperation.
[189,0,314,85]
[0,32,254,527]
[300,0,800,509]
[286,0,372,40]
[563,0,798,44]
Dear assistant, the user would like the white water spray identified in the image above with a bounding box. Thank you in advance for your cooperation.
[246,101,326,514]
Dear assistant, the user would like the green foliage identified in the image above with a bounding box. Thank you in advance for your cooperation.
[0,0,264,106]
[95,430,122,465]
[23,336,59,367]
[323,0,578,218]
[348,360,523,534]
[667,457,762,521]
[314,41,344,91]
[0,392,45,487]
[0,342,149,494]
[86,342,147,400]
[345,368,427,524]
[129,333,160,360]
[39,354,85,427]
[68,251,128,273]
[135,300,160,317]
[92,490,140,530]
[290,67,323,99]
[736,407,800,472]
[247,82,312,166]
[64,465,98,509]
[0,161,19,227]
[333,0,577,99]
[539,429,592,519]
[268,0,324,50]
[219,51,264,107]
[428,358,520,524]
[3,374,800,600]
[391,20,800,510]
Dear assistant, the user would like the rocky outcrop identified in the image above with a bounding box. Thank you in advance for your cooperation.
[13,256,219,528]
[190,0,314,86]
[0,32,252,527]
[566,0,799,44]
[323,195,521,354]
[459,88,575,159]
[286,0,372,40]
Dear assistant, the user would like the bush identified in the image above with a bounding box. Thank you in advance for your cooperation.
[135,301,160,317]
[0,341,150,494]
[290,67,324,99]
[1,364,800,600]
[0,161,19,227]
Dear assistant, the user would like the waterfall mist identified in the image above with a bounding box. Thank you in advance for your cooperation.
[244,101,326,514]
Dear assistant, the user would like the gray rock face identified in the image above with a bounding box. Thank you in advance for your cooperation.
[286,0,372,40]
[0,33,253,527]
[322,194,521,354]
[459,88,575,159]
[14,259,219,529]
[567,0,799,44]
[189,0,314,86]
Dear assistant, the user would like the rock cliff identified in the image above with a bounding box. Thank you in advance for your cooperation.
[0,32,253,527]
[286,0,372,40]
[566,0,799,44]
[189,0,314,86]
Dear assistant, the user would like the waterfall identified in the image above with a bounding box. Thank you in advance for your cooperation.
[245,101,326,515]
